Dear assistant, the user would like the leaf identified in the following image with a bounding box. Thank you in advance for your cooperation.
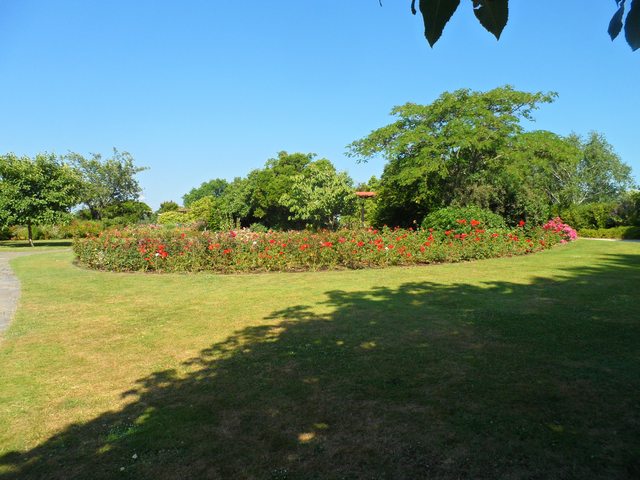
[472,0,509,40]
[625,0,640,50]
[418,0,461,47]
[609,0,625,40]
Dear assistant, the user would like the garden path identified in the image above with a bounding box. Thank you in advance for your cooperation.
[0,251,34,336]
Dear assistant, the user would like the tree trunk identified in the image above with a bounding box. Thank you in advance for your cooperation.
[27,220,34,247]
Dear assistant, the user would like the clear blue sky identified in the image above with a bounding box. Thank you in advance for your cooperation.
[1,1,638,209]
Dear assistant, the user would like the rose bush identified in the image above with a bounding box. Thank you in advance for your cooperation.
[73,220,575,273]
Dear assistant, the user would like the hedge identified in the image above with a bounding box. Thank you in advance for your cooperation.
[73,220,576,274]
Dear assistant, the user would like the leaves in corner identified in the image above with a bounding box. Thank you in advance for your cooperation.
[625,0,640,50]
[417,0,461,47]
[609,0,625,40]
[472,0,509,40]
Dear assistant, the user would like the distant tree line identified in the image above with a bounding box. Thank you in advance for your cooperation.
[0,149,149,245]
[1,86,637,244]
[174,152,358,231]
[348,86,636,228]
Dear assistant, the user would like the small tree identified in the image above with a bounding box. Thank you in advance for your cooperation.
[66,149,147,219]
[0,153,82,246]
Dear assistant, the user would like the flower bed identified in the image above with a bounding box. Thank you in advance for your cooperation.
[72,219,576,273]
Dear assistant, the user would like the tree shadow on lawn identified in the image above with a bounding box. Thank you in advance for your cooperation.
[2,254,640,479]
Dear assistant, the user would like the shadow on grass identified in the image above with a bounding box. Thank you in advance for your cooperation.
[0,240,72,248]
[1,254,640,479]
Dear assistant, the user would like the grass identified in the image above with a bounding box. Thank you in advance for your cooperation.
[0,240,639,479]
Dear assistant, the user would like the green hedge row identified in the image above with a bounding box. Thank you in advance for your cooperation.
[578,226,640,240]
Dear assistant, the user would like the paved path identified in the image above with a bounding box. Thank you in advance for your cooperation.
[0,252,33,336]
[0,249,70,337]
[580,237,640,243]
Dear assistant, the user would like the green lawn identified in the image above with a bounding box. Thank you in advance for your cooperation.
[0,240,639,479]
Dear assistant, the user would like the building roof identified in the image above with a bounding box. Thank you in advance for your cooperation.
[355,191,377,198]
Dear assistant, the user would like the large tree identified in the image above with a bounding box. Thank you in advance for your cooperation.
[411,0,640,51]
[566,131,635,204]
[244,152,315,229]
[66,149,147,220]
[0,153,82,245]
[281,160,357,230]
[348,86,557,225]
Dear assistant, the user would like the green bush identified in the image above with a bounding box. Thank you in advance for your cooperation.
[157,211,191,226]
[0,226,12,240]
[579,226,640,240]
[613,191,640,227]
[422,206,506,231]
[1,220,107,240]
[60,220,106,238]
[248,222,268,233]
[558,202,618,230]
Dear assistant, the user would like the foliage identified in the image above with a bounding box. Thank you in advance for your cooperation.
[565,132,635,204]
[248,222,268,233]
[281,160,357,230]
[349,87,635,228]
[73,220,572,273]
[614,190,640,226]
[156,201,180,214]
[0,226,11,241]
[558,202,619,230]
[411,0,640,51]
[0,153,82,244]
[100,200,153,223]
[7,220,102,240]
[244,152,315,229]
[157,210,190,226]
[500,131,581,221]
[185,196,222,230]
[66,149,147,220]
[579,225,640,239]
[216,177,252,224]
[348,86,557,226]
[182,178,228,207]
[422,206,506,231]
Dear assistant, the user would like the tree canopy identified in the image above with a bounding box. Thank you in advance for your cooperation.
[177,152,359,231]
[66,149,147,220]
[411,0,640,51]
[182,178,229,207]
[348,86,635,226]
[281,160,357,229]
[0,153,82,245]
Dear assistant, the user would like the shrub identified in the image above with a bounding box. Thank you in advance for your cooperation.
[422,206,506,232]
[542,217,578,242]
[157,211,191,226]
[0,226,11,240]
[249,222,268,233]
[613,191,640,227]
[579,226,640,240]
[60,220,106,238]
[73,221,574,274]
[558,202,618,230]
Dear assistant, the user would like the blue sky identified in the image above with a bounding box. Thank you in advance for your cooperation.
[1,1,638,209]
